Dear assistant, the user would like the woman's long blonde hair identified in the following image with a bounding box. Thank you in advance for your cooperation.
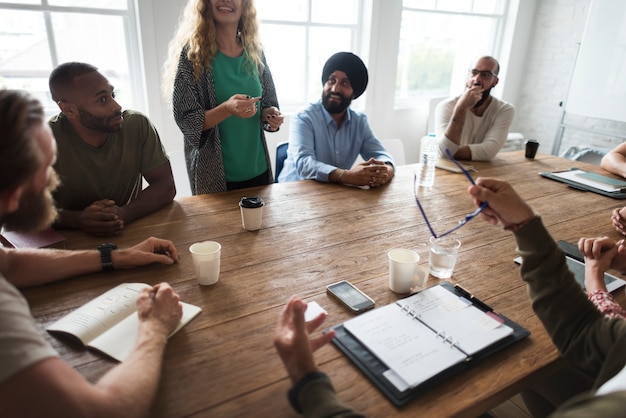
[162,0,263,101]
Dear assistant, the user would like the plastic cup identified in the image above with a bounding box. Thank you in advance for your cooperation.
[429,236,461,279]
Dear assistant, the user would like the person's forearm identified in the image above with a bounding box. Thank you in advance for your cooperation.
[584,263,609,294]
[95,323,168,417]
[443,106,468,145]
[601,153,626,178]
[202,103,231,130]
[329,168,347,184]
[3,247,100,287]
[122,182,175,224]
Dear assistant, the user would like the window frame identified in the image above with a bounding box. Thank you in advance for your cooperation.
[256,0,367,113]
[0,0,146,116]
[394,0,510,109]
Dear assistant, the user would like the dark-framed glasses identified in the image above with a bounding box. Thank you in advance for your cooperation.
[413,149,488,238]
[469,69,498,79]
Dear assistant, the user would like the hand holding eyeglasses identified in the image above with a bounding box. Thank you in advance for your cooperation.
[414,149,487,238]
[414,149,537,235]
[467,178,536,230]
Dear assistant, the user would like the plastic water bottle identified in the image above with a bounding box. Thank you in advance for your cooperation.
[418,133,438,188]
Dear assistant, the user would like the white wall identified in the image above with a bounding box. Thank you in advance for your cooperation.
[512,0,626,155]
[141,0,606,169]
[137,0,186,153]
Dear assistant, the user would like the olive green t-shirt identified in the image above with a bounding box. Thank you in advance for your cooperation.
[212,52,266,182]
[49,110,168,210]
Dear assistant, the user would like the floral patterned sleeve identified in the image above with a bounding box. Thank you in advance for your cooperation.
[588,290,626,319]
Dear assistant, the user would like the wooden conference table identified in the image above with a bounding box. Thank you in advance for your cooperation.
[23,150,626,417]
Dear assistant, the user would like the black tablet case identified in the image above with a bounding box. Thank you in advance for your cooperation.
[540,169,626,199]
[328,281,530,407]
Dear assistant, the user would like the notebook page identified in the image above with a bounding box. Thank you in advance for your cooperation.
[343,303,467,388]
[399,285,513,355]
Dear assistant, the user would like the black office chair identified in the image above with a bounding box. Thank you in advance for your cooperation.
[275,141,288,182]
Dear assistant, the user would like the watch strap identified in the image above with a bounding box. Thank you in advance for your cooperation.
[98,243,117,271]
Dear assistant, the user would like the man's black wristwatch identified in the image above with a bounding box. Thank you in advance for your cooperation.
[98,243,117,271]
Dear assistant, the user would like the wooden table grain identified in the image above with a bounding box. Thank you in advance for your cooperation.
[22,150,626,417]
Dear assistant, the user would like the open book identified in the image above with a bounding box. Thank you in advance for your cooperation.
[47,283,202,362]
[330,282,529,405]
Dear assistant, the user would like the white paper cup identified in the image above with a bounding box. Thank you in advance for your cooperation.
[429,236,461,279]
[388,248,428,293]
[189,241,221,285]
[239,197,264,231]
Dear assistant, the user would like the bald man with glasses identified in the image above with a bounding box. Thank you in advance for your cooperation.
[434,56,515,161]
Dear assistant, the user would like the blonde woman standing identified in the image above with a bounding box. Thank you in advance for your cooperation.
[163,0,283,194]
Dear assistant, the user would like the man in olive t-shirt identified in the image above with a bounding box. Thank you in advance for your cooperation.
[49,62,176,236]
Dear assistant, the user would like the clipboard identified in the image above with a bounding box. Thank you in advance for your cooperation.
[327,281,530,407]
[539,169,626,199]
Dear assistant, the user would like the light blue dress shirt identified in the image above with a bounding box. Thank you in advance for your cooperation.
[278,101,394,182]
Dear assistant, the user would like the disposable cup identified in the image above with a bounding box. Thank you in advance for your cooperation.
[189,241,221,285]
[388,248,428,293]
[239,197,264,231]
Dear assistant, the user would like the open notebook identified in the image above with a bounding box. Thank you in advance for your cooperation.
[329,282,529,406]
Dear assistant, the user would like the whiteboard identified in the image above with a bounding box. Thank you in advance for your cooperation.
[567,0,626,123]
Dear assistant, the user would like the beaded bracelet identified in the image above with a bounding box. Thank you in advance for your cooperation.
[503,215,538,232]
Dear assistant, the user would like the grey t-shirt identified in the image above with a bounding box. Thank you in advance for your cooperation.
[0,275,57,383]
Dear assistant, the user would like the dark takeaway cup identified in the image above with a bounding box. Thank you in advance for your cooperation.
[525,139,539,159]
[239,197,264,231]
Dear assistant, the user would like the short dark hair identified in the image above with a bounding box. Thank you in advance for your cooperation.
[0,89,45,192]
[49,62,98,102]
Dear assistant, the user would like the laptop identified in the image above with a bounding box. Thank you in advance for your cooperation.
[513,240,626,292]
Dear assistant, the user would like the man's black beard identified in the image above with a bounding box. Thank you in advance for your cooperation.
[2,171,59,233]
[78,107,122,133]
[322,92,352,114]
[473,87,492,109]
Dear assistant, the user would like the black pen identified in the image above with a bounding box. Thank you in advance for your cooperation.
[454,284,494,312]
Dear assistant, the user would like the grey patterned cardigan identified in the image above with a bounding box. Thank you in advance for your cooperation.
[172,46,279,195]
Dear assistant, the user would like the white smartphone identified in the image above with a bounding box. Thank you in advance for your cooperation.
[326,280,375,313]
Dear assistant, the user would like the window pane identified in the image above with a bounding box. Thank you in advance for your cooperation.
[256,0,307,22]
[258,0,363,111]
[311,0,358,24]
[261,24,306,108]
[403,0,436,9]
[437,0,472,13]
[395,11,498,100]
[0,0,40,4]
[473,0,504,14]
[47,0,126,10]
[51,13,133,108]
[308,27,353,100]
[0,10,54,111]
